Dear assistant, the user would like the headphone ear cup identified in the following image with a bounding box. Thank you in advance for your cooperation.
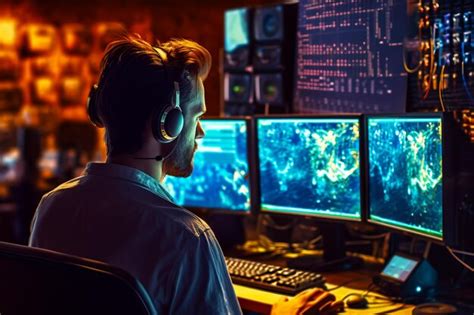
[152,105,184,143]
[164,107,184,139]
[87,85,104,128]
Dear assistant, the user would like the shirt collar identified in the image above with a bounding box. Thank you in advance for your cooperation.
[83,162,175,203]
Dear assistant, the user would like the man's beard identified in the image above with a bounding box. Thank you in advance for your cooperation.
[163,136,197,178]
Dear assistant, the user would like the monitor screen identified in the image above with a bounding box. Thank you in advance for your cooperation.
[381,254,418,282]
[164,119,251,213]
[294,0,407,113]
[367,116,443,239]
[256,117,362,220]
[225,8,250,53]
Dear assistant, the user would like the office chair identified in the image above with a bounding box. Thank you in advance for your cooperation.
[0,241,158,315]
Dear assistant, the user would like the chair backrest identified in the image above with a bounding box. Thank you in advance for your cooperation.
[0,241,158,315]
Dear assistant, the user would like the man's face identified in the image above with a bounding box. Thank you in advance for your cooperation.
[163,78,206,177]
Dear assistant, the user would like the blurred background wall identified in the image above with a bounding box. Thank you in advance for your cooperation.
[0,0,275,243]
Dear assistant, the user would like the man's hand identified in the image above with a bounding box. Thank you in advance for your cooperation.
[270,288,344,315]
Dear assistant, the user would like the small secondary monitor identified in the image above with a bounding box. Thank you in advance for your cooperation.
[381,254,419,282]
[256,116,362,221]
[374,253,437,298]
[366,115,443,240]
[164,118,251,213]
[225,8,250,53]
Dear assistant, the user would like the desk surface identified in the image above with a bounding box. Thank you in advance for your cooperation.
[233,282,414,315]
[230,258,415,315]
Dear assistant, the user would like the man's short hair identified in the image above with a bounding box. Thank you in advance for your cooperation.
[95,35,211,155]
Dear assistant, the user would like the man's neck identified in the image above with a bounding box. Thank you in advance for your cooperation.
[106,154,164,182]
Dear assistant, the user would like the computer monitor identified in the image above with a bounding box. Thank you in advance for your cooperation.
[224,8,250,54]
[293,0,407,113]
[163,118,252,214]
[255,115,362,222]
[366,114,444,241]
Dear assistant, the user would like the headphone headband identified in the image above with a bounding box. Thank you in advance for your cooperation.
[155,80,184,143]
[173,81,180,108]
[151,46,185,144]
[87,84,104,128]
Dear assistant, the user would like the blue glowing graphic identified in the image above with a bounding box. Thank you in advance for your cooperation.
[368,117,443,238]
[225,8,250,53]
[381,255,418,282]
[257,118,361,220]
[164,119,250,212]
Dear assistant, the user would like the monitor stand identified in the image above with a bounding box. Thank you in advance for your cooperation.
[231,214,297,257]
[287,222,363,272]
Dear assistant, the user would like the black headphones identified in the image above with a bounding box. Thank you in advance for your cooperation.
[86,48,185,144]
[150,81,184,144]
[86,84,103,128]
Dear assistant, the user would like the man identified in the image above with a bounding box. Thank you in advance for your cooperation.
[29,36,341,314]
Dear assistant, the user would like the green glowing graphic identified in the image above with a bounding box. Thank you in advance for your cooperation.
[232,84,244,94]
[368,117,443,238]
[258,118,361,219]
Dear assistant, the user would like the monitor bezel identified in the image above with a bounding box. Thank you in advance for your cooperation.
[168,116,254,216]
[363,112,445,242]
[254,113,365,223]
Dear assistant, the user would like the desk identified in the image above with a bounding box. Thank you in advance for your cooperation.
[234,282,414,314]
[225,251,416,314]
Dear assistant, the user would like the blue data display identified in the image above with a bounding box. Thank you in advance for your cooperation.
[368,117,443,238]
[164,120,250,212]
[257,118,361,220]
[294,0,407,113]
[225,8,250,53]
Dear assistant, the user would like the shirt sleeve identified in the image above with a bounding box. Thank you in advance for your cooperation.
[167,229,242,315]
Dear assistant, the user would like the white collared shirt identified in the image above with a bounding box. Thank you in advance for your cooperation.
[29,162,242,315]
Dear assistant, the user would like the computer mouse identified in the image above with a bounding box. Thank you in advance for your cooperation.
[345,294,368,309]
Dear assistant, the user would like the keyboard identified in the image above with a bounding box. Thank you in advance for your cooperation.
[225,257,326,295]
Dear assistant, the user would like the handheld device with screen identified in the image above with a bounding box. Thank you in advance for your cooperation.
[373,253,437,298]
